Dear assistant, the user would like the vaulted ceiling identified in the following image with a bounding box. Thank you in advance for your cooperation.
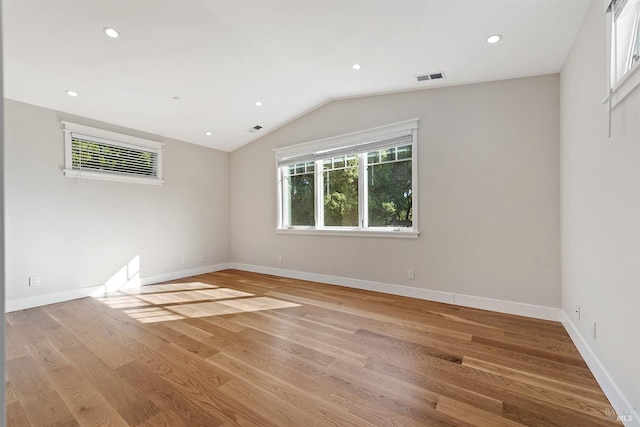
[3,0,590,151]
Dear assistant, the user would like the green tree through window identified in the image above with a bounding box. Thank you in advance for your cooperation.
[287,162,315,226]
[276,119,417,234]
[367,145,412,226]
[323,155,358,226]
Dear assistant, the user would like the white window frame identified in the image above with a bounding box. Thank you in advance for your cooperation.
[62,121,164,185]
[275,119,419,238]
[604,0,640,109]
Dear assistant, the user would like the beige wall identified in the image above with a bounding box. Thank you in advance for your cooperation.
[560,0,640,415]
[4,99,230,306]
[230,75,561,308]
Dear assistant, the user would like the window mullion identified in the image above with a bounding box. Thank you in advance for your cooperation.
[315,160,323,229]
[359,153,368,229]
[282,169,290,228]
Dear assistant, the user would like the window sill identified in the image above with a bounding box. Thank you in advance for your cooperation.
[603,60,640,109]
[275,228,420,239]
[63,169,164,186]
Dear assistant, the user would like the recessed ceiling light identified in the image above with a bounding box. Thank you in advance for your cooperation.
[205,131,213,136]
[486,34,502,44]
[104,27,120,38]
[255,101,263,107]
[65,90,79,97]
[352,63,362,70]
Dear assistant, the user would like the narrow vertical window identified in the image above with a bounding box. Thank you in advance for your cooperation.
[283,161,315,227]
[323,155,359,227]
[366,144,413,228]
[609,0,640,86]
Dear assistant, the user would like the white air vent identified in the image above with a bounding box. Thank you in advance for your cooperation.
[417,71,445,82]
[247,125,263,134]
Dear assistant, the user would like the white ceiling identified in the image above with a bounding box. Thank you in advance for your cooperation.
[3,0,590,152]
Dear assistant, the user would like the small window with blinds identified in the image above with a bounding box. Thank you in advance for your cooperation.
[62,122,164,185]
[275,119,419,237]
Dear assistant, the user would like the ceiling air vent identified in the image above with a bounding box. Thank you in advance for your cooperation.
[416,71,445,82]
[247,125,263,134]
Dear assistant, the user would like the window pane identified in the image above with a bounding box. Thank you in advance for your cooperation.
[381,147,396,162]
[367,155,412,227]
[324,157,358,226]
[368,151,379,164]
[613,0,640,83]
[635,14,640,66]
[396,144,412,160]
[286,167,315,226]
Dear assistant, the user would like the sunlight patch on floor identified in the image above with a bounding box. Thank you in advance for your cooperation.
[132,288,253,305]
[121,281,219,294]
[95,282,300,323]
[168,297,300,318]
[123,307,186,323]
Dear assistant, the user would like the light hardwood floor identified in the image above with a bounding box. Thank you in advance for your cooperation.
[5,270,621,426]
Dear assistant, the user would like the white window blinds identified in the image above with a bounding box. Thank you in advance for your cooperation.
[275,119,418,167]
[62,122,164,185]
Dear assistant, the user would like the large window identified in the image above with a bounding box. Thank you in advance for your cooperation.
[62,122,164,185]
[276,120,418,237]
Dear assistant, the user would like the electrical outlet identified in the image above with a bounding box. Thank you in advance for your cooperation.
[408,269,415,279]
[278,256,283,264]
[179,257,185,265]
[199,255,205,263]
[575,305,581,320]
[29,276,41,287]
[592,320,597,339]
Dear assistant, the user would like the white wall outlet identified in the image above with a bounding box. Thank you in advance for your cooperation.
[575,305,581,320]
[592,320,597,339]
[199,255,205,263]
[278,256,283,264]
[179,257,185,265]
[408,269,415,279]
[29,276,41,287]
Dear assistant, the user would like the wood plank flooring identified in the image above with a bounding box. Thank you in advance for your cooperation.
[5,269,621,426]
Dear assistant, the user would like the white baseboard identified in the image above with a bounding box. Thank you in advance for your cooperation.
[5,263,232,312]
[453,293,560,321]
[228,263,560,321]
[561,311,640,427]
[230,262,454,304]
[7,262,560,323]
[5,285,106,313]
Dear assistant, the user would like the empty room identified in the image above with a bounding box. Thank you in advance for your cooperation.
[2,0,639,426]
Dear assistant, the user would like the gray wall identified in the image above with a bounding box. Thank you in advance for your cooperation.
[230,75,561,308]
[560,0,640,414]
[4,99,230,306]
